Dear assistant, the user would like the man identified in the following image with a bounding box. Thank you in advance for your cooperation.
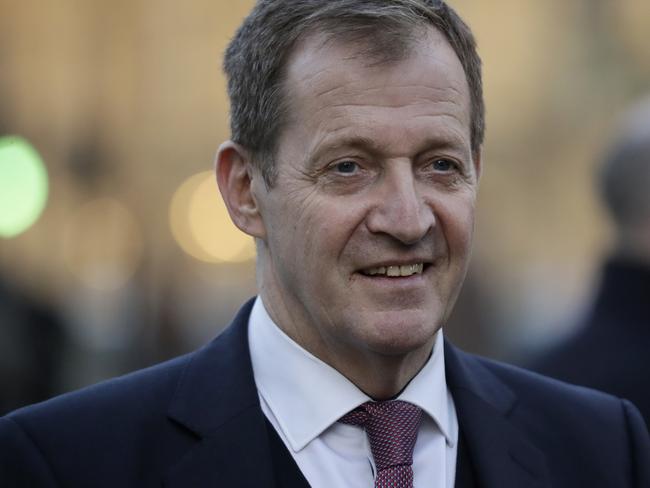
[1,1,648,487]
[532,97,650,427]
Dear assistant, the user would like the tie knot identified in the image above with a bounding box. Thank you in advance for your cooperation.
[340,400,423,472]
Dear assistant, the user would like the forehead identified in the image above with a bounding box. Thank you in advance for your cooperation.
[281,27,472,155]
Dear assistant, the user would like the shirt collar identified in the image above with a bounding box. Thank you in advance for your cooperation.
[248,297,455,452]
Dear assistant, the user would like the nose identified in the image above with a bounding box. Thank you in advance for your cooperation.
[365,163,435,245]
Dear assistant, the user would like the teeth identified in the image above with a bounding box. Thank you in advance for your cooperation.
[366,266,386,276]
[363,263,424,277]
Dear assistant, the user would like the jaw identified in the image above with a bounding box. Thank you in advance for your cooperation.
[256,246,451,398]
[319,317,439,400]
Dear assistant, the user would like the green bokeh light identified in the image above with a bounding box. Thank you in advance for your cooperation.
[0,136,49,238]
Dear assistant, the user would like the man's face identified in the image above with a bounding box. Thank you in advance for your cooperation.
[253,27,480,373]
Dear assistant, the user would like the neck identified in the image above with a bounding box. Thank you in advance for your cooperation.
[326,345,434,400]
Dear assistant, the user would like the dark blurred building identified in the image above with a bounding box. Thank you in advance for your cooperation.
[0,278,66,415]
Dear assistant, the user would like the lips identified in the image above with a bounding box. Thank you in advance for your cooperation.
[361,263,425,277]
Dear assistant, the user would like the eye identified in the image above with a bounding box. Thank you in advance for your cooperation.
[333,160,359,174]
[431,158,456,172]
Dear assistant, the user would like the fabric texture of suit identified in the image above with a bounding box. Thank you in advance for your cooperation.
[532,257,650,427]
[1,298,649,487]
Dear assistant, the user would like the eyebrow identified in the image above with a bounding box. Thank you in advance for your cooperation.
[304,135,376,170]
[307,132,470,167]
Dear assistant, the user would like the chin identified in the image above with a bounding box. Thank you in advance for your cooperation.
[355,310,441,356]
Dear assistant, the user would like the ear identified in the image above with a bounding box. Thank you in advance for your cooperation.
[215,141,266,239]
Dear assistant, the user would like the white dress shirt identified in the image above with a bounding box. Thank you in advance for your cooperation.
[248,297,459,488]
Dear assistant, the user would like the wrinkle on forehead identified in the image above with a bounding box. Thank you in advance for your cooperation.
[303,116,471,167]
[298,63,467,109]
[303,92,471,161]
[284,28,471,131]
[310,95,465,120]
[296,83,471,148]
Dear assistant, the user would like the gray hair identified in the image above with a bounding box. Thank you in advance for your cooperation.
[223,0,484,186]
[599,97,650,231]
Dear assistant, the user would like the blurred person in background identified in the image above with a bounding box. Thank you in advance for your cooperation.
[532,97,650,426]
[1,1,649,487]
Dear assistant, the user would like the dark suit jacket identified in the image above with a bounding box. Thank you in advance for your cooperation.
[532,258,650,427]
[1,299,649,487]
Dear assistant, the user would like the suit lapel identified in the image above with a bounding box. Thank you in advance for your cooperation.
[160,298,552,487]
[445,341,551,488]
[164,299,277,488]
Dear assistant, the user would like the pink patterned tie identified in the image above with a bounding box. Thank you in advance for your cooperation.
[340,400,423,488]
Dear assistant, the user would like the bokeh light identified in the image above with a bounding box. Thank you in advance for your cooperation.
[62,198,143,291]
[0,136,49,238]
[170,171,255,263]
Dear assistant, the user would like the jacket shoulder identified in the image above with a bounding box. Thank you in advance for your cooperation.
[450,348,650,487]
[450,346,650,448]
[468,351,632,419]
[0,352,196,486]
[6,352,192,424]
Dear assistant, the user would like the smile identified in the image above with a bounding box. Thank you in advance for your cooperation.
[361,263,425,277]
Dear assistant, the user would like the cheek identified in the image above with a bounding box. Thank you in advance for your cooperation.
[271,198,333,274]
[438,196,476,252]
[303,196,366,240]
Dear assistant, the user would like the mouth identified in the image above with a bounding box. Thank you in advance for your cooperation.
[359,262,426,278]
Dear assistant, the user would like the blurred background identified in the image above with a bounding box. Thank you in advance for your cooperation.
[1,0,649,414]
